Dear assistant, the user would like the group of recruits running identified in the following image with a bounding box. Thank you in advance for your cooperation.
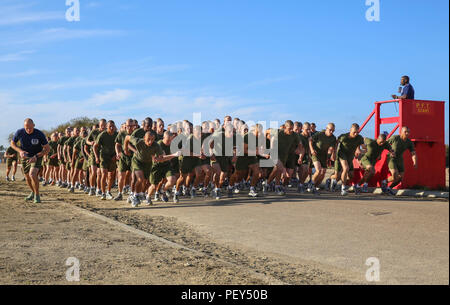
[7,116,417,205]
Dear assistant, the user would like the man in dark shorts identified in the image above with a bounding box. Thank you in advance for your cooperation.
[267,120,299,196]
[11,118,50,203]
[147,131,180,204]
[4,146,18,181]
[210,122,234,200]
[114,119,136,201]
[309,123,337,194]
[329,123,365,196]
[174,123,201,203]
[65,127,80,192]
[125,131,165,206]
[43,132,59,186]
[57,127,71,187]
[385,126,417,194]
[230,124,264,197]
[358,134,394,192]
[297,122,312,193]
[86,120,106,196]
[94,120,118,200]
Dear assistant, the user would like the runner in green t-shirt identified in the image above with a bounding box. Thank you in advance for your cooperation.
[297,122,312,193]
[123,117,155,202]
[210,122,235,200]
[43,133,59,186]
[147,131,180,204]
[93,121,118,200]
[64,127,80,188]
[229,124,264,198]
[114,119,136,201]
[125,131,175,206]
[358,134,394,192]
[309,123,337,193]
[329,123,365,195]
[57,127,72,187]
[266,120,299,196]
[86,119,106,196]
[4,146,18,181]
[385,126,417,194]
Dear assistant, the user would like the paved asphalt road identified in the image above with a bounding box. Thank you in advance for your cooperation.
[138,191,449,284]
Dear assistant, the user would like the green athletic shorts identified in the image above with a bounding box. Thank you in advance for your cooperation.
[47,157,59,167]
[88,154,99,168]
[388,156,405,173]
[6,158,17,168]
[149,166,174,185]
[21,156,43,175]
[118,155,132,172]
[235,156,258,171]
[100,156,117,172]
[360,155,375,169]
[199,157,211,166]
[211,156,231,172]
[286,153,299,170]
[132,156,153,178]
[311,154,328,168]
[334,156,354,173]
[180,156,199,174]
[75,158,84,170]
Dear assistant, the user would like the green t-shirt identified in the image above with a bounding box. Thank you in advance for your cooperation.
[96,131,118,159]
[48,141,58,158]
[363,138,392,164]
[115,131,133,157]
[129,136,163,164]
[277,129,297,161]
[131,128,156,139]
[154,139,176,169]
[87,129,102,157]
[388,135,415,162]
[337,133,364,159]
[311,131,337,157]
[298,134,310,160]
[65,136,79,159]
[57,136,69,147]
[289,133,301,155]
[74,137,88,160]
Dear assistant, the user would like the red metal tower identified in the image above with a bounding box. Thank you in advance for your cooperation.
[355,99,446,190]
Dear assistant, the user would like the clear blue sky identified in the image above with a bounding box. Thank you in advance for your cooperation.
[0,0,448,147]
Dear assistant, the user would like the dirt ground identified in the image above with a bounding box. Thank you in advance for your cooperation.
[0,164,362,285]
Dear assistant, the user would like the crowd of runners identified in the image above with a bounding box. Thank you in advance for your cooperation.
[5,116,417,205]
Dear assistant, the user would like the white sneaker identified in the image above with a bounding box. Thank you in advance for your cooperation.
[248,188,258,197]
[131,195,140,207]
[105,192,113,200]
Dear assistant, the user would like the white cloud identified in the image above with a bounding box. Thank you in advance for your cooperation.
[0,50,34,62]
[87,89,133,106]
[9,28,125,45]
[0,11,63,26]
[28,77,160,91]
[246,76,295,88]
[0,69,41,78]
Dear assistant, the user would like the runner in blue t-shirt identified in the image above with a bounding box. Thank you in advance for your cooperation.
[11,118,50,203]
